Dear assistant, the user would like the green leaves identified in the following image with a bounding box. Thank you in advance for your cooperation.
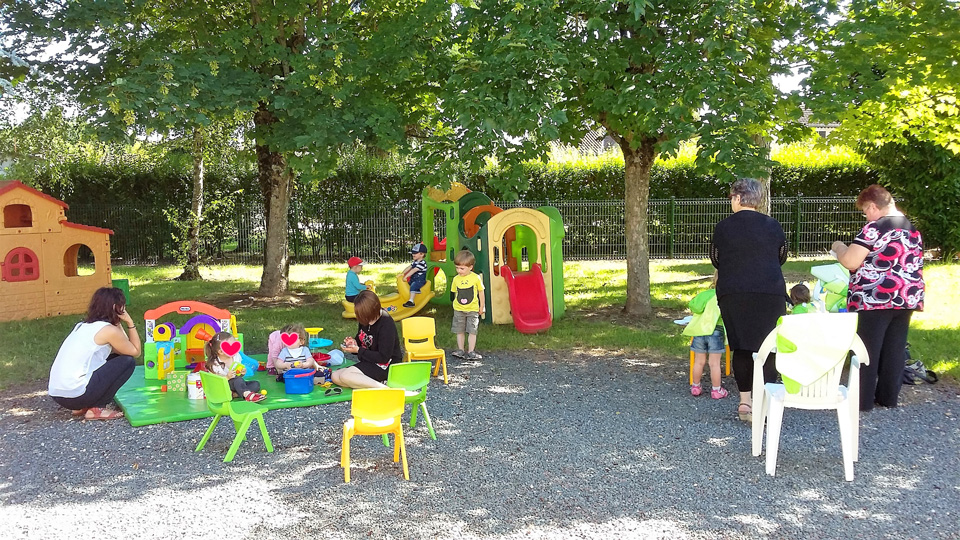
[861,137,960,259]
[804,0,960,155]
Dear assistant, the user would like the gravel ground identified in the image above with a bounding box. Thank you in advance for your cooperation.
[1,350,957,540]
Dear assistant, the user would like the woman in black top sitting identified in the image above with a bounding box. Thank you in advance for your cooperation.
[334,290,404,389]
[711,178,788,422]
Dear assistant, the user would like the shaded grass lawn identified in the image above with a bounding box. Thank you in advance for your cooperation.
[1,259,957,390]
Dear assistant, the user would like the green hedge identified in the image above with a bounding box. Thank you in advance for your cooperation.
[18,143,878,208]
[860,138,960,260]
[462,143,877,200]
[9,143,882,261]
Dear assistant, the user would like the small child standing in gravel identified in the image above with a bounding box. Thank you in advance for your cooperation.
[450,250,485,360]
[683,274,727,399]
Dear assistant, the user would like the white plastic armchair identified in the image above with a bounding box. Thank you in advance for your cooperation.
[751,313,870,481]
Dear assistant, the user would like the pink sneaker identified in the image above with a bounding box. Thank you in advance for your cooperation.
[690,383,703,396]
[711,387,729,399]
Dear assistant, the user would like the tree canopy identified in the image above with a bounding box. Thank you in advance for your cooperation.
[3,0,451,295]
[425,0,805,315]
[4,0,958,305]
[804,0,960,153]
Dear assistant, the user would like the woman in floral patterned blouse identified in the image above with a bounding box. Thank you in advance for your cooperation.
[832,184,925,411]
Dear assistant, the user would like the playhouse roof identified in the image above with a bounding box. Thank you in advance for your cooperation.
[1,180,114,235]
[0,180,70,209]
[63,221,114,235]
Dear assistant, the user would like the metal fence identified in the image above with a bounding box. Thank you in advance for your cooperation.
[68,196,860,265]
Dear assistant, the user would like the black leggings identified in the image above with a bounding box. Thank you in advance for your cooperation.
[229,377,261,398]
[52,354,136,409]
[730,349,779,393]
[718,293,785,392]
[856,309,913,411]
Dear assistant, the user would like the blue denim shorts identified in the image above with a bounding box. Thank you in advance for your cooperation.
[690,325,725,354]
[410,273,427,293]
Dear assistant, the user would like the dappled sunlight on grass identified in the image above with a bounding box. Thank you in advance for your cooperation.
[3,259,959,387]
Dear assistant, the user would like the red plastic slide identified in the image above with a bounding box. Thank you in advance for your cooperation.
[500,263,552,334]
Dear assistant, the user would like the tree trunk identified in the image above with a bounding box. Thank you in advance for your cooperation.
[255,105,292,297]
[753,134,772,215]
[621,137,657,317]
[177,126,204,281]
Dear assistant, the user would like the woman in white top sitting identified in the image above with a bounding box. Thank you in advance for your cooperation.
[48,287,141,420]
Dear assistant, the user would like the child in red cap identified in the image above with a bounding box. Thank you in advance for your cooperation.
[345,256,367,302]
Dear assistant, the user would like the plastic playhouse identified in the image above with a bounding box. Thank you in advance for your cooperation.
[0,180,114,322]
[342,183,565,334]
[142,300,250,380]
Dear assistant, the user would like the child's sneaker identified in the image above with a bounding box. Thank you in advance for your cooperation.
[465,351,482,360]
[690,383,703,396]
[403,301,415,308]
[711,387,729,400]
[451,349,465,358]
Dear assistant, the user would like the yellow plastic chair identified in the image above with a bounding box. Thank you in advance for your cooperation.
[401,317,448,384]
[341,388,409,483]
[195,371,273,462]
[751,313,869,481]
[688,339,731,385]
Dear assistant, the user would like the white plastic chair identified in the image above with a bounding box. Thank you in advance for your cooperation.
[751,313,870,481]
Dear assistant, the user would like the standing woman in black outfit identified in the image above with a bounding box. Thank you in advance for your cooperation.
[711,178,788,422]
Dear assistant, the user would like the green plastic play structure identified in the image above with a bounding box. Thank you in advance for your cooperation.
[420,182,565,333]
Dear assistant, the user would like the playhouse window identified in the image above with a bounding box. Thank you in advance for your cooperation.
[2,247,39,282]
[63,243,97,277]
[3,204,33,228]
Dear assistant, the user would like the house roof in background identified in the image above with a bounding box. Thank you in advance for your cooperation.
[800,108,841,129]
[0,180,70,209]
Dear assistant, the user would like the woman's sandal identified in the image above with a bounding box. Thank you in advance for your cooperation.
[84,407,124,421]
[737,403,753,422]
[244,392,266,403]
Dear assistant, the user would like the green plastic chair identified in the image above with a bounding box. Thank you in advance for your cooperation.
[381,361,436,446]
[195,371,274,462]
